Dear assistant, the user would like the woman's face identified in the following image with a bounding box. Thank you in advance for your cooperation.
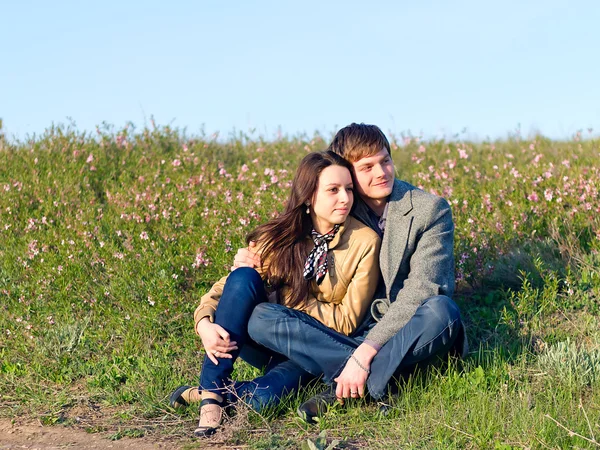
[310,165,354,234]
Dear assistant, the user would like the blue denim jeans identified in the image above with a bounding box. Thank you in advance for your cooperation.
[247,295,463,400]
[198,267,312,411]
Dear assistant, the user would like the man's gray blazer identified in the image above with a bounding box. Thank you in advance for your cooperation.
[353,179,468,356]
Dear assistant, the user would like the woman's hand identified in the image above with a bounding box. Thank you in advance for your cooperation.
[231,241,261,271]
[334,343,378,399]
[196,318,238,365]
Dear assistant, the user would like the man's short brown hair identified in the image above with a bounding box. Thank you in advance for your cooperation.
[327,123,391,163]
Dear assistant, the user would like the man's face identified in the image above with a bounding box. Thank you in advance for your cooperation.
[351,148,395,202]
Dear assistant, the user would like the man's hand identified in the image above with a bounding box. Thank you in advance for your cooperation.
[334,343,378,399]
[231,241,261,271]
[196,318,238,365]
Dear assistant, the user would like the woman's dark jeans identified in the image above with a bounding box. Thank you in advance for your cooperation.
[248,295,463,400]
[198,267,311,411]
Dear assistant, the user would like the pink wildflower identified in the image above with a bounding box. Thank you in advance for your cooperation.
[192,251,210,268]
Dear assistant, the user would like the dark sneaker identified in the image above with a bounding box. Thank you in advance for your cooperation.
[377,401,393,417]
[297,385,338,424]
[169,385,201,410]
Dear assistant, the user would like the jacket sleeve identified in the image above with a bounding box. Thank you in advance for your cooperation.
[302,234,381,336]
[365,196,455,347]
[193,275,228,335]
[193,244,268,335]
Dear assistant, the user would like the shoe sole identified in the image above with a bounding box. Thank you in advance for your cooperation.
[194,426,219,438]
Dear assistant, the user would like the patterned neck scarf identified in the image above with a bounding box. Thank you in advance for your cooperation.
[303,224,340,285]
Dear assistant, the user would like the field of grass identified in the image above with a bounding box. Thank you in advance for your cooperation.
[1,123,599,449]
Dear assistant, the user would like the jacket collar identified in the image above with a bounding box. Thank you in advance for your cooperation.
[388,179,414,217]
[304,217,351,250]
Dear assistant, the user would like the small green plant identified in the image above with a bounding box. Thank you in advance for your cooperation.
[537,338,600,387]
[301,431,340,450]
[108,428,145,440]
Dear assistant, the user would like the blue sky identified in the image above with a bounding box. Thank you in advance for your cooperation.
[2,0,599,141]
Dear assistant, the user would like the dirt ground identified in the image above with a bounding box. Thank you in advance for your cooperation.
[0,419,189,450]
[0,397,271,450]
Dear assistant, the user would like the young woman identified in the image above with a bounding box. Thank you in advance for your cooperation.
[188,151,381,437]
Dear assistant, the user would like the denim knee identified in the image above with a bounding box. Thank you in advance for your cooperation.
[422,295,460,325]
[226,267,263,291]
[247,303,282,344]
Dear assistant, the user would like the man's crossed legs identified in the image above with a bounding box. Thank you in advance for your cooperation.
[248,295,465,421]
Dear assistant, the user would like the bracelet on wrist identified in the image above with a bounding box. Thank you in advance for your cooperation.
[351,355,371,374]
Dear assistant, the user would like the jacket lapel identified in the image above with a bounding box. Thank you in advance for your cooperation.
[327,218,348,250]
[381,180,414,295]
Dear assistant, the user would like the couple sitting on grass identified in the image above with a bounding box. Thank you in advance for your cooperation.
[170,123,468,437]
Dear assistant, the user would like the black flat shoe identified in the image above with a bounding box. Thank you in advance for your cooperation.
[169,385,200,410]
[194,397,227,438]
[297,385,338,424]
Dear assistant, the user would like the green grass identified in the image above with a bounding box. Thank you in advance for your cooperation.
[1,123,599,448]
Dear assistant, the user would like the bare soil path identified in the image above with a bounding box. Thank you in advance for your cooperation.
[0,419,188,450]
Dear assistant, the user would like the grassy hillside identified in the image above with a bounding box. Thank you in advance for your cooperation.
[1,124,599,448]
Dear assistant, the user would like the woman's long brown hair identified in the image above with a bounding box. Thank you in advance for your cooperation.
[247,151,353,309]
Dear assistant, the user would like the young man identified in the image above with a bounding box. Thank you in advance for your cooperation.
[242,123,468,423]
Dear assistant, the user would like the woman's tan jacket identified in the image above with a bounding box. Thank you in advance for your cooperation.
[194,217,381,336]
